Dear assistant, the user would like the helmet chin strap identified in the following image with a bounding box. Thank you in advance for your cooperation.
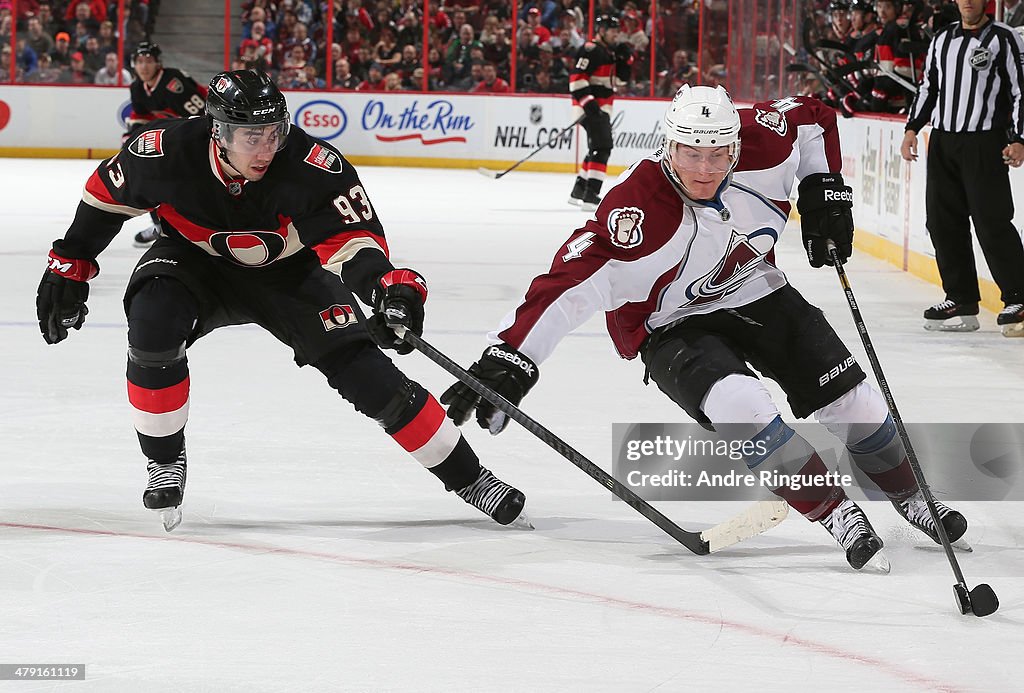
[214,140,246,179]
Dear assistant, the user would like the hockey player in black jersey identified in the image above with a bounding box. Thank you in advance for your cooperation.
[35,69,528,532]
[126,41,208,248]
[567,14,622,211]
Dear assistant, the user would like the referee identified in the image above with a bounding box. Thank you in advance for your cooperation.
[901,0,1024,337]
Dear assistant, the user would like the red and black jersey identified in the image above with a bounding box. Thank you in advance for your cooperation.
[58,118,394,306]
[569,40,616,113]
[126,68,209,129]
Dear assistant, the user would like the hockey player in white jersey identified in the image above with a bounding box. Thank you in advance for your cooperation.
[442,85,969,571]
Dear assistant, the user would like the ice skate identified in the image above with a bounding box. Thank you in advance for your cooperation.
[456,467,532,528]
[568,177,586,207]
[820,499,890,573]
[143,449,187,532]
[133,224,161,248]
[893,491,971,551]
[997,303,1024,337]
[923,300,980,332]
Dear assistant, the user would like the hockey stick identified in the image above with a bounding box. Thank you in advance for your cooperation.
[400,330,789,555]
[477,115,586,180]
[826,243,999,617]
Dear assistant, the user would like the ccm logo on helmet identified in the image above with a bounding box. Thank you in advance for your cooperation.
[252,107,280,116]
[486,346,535,376]
[823,189,853,203]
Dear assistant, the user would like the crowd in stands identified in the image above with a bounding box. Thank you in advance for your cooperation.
[797,0,1023,115]
[225,0,720,95]
[3,0,155,84]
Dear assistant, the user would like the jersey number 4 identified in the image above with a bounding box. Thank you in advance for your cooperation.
[332,185,375,223]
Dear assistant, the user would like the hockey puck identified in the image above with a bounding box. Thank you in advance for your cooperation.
[968,584,999,617]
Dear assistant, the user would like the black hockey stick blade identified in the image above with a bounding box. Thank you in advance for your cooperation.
[955,583,1000,617]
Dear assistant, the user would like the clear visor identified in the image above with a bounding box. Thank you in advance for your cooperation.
[215,120,290,154]
[667,141,738,174]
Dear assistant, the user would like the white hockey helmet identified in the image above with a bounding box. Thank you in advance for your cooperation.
[662,84,741,179]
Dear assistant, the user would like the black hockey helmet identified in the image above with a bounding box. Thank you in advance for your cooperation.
[131,41,161,65]
[594,14,620,31]
[207,70,290,153]
[828,0,851,12]
[851,0,876,13]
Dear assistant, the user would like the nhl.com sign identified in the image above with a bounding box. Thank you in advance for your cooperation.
[293,100,347,141]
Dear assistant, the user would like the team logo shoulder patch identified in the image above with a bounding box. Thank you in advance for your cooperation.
[128,129,166,157]
[304,143,343,173]
[754,108,788,136]
[970,46,993,71]
[607,206,645,249]
[319,304,356,331]
[166,77,184,94]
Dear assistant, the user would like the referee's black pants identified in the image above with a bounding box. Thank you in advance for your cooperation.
[925,129,1024,305]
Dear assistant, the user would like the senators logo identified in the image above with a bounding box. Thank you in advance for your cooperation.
[128,129,165,157]
[754,108,788,136]
[208,230,287,267]
[304,143,343,173]
[320,304,356,331]
[607,206,645,249]
[166,77,184,94]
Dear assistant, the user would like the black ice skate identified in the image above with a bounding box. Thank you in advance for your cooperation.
[567,177,587,207]
[579,178,603,212]
[923,300,980,332]
[143,449,187,532]
[819,499,889,573]
[997,303,1024,337]
[893,491,971,551]
[456,467,531,528]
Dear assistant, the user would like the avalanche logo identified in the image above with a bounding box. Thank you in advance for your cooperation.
[208,231,287,267]
[685,228,777,306]
[607,207,645,249]
[754,108,787,136]
[320,304,356,331]
[129,129,166,157]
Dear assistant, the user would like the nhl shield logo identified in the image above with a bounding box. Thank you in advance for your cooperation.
[970,46,993,71]
[607,206,645,249]
[227,181,243,196]
[530,105,543,124]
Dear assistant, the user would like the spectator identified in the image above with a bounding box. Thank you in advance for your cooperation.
[342,25,364,67]
[94,51,131,85]
[483,26,511,67]
[396,10,421,47]
[620,9,649,53]
[96,20,117,55]
[278,43,309,85]
[343,0,374,33]
[480,15,502,44]
[315,42,343,79]
[535,41,566,83]
[1,44,23,82]
[240,20,274,69]
[531,67,560,93]
[405,65,426,90]
[427,46,445,88]
[373,25,402,69]
[452,59,485,90]
[383,70,403,90]
[59,50,94,83]
[286,21,317,63]
[655,48,696,96]
[472,60,511,92]
[558,0,585,32]
[356,61,386,89]
[519,0,558,29]
[81,35,104,72]
[524,7,552,45]
[333,56,360,88]
[37,2,61,36]
[445,24,482,84]
[1004,0,1024,27]
[281,0,314,26]
[243,5,277,40]
[25,16,54,57]
[28,52,61,82]
[395,43,419,82]
[296,64,326,89]
[67,1,100,37]
[50,31,73,66]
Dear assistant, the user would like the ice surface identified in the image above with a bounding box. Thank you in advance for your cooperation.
[1,159,1021,692]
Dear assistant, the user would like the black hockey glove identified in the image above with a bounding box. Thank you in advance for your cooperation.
[796,172,854,268]
[583,99,602,123]
[36,247,99,345]
[366,268,427,355]
[440,343,539,435]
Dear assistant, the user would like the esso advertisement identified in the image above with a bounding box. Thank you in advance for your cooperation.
[117,100,132,129]
[294,100,347,140]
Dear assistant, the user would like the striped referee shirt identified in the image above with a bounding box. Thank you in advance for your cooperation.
[906,19,1024,138]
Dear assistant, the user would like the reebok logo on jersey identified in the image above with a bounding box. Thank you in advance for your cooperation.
[129,129,166,158]
[304,144,343,174]
[607,207,645,249]
[486,346,536,377]
[166,77,184,94]
[818,356,856,387]
[754,108,788,136]
[320,304,356,331]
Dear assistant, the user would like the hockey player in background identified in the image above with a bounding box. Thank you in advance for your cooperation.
[567,14,630,211]
[124,42,208,248]
[442,86,968,572]
[36,69,527,532]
